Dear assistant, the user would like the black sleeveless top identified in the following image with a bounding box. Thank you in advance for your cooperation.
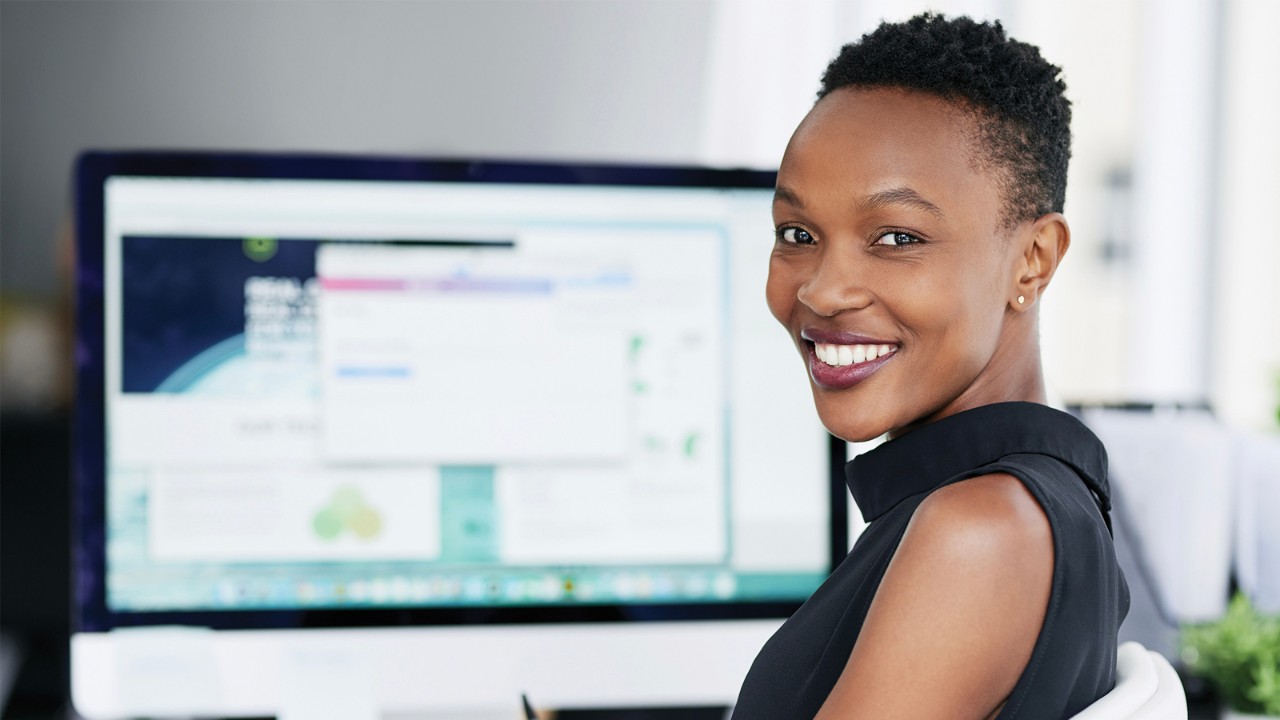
[732,402,1129,719]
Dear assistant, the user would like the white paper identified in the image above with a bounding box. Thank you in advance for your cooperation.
[279,644,378,720]
[1232,431,1280,614]
[1083,408,1233,622]
[113,625,221,716]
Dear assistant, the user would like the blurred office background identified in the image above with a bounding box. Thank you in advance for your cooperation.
[2,0,1277,717]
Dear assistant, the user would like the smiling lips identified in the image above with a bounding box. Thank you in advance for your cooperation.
[802,331,899,390]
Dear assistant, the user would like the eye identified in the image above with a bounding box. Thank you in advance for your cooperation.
[874,231,923,247]
[776,226,815,245]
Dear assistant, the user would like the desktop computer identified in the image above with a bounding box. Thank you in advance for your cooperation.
[72,153,844,718]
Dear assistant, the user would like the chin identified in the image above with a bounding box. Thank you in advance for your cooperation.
[812,395,893,444]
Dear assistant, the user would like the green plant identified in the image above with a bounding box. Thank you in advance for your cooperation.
[1182,593,1280,715]
[1269,366,1280,427]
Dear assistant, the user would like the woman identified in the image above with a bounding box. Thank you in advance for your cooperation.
[732,14,1128,720]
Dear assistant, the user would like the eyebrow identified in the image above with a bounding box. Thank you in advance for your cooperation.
[773,185,805,208]
[773,184,945,220]
[859,186,946,219]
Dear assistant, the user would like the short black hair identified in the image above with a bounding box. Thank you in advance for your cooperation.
[819,13,1071,225]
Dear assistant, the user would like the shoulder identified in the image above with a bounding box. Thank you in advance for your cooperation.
[910,472,1054,567]
[815,473,1054,719]
[895,473,1055,640]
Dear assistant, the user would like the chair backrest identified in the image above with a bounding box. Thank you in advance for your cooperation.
[1070,642,1187,719]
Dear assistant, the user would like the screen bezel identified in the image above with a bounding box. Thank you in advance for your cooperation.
[73,150,849,632]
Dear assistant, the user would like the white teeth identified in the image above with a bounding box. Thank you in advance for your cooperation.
[813,342,897,367]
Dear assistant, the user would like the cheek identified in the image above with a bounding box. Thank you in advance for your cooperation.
[765,255,799,327]
[902,263,1003,360]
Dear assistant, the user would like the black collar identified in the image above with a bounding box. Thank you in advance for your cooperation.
[846,402,1110,523]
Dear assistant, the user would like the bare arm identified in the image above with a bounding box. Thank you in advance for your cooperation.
[815,473,1054,720]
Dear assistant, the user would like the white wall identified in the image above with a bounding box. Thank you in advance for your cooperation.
[0,0,715,298]
[1008,0,1143,405]
[1211,0,1280,431]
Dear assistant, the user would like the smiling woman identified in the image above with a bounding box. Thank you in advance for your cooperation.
[732,13,1129,720]
[768,84,1060,443]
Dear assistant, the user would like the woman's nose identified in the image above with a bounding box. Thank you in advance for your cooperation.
[795,249,874,318]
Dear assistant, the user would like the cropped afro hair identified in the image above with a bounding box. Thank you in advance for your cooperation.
[819,13,1071,225]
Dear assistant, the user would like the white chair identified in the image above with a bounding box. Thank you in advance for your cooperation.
[1070,641,1188,719]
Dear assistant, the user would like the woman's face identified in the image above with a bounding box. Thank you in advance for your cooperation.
[767,87,1024,442]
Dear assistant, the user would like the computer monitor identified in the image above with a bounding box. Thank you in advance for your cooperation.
[72,152,844,718]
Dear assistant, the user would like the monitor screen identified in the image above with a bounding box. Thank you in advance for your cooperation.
[76,154,841,631]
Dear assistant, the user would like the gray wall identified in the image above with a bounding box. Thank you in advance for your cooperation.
[0,0,715,299]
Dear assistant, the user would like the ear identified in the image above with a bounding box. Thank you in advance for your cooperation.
[1010,213,1070,312]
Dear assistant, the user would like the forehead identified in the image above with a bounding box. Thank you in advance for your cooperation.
[779,87,1002,220]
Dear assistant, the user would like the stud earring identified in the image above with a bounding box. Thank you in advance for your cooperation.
[1017,295,1025,305]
